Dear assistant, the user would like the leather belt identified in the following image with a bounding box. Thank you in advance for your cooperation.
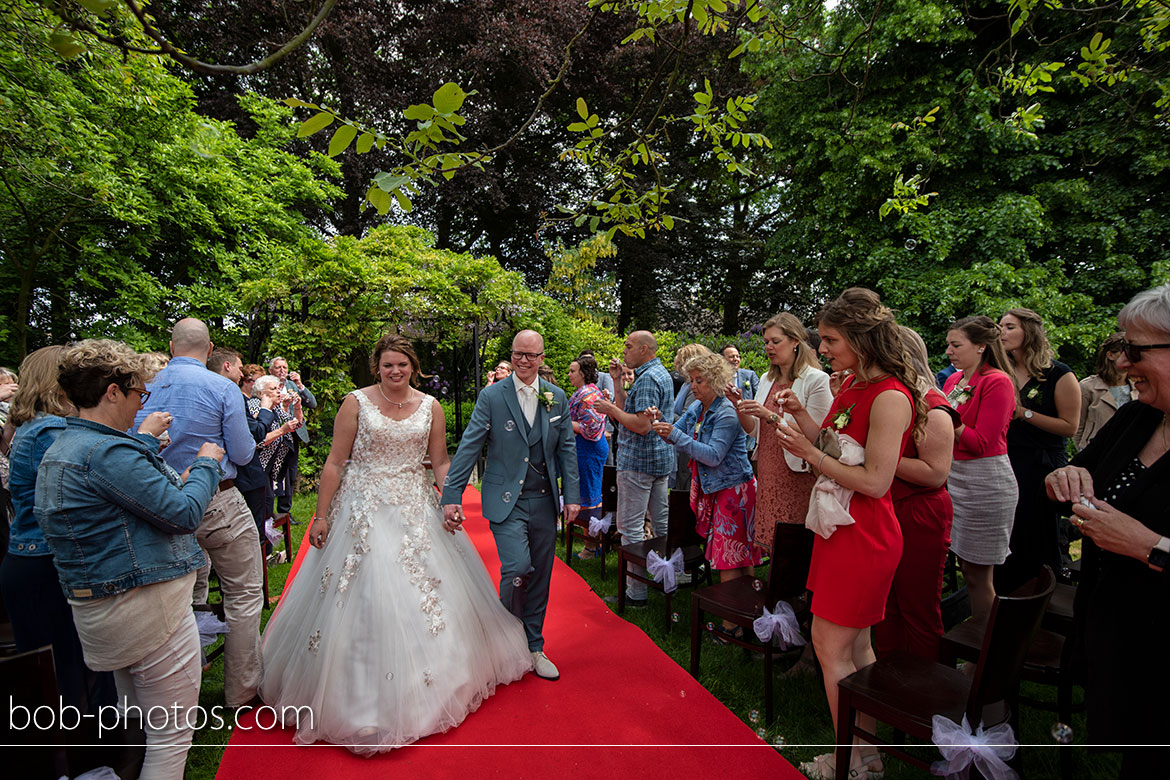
[218,479,235,492]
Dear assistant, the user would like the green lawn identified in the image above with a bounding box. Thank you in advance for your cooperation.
[186,492,1117,779]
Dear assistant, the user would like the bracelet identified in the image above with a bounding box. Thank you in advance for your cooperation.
[817,451,828,471]
[767,413,779,425]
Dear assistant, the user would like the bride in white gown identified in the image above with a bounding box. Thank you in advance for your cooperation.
[259,335,532,754]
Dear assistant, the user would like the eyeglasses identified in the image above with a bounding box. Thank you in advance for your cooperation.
[126,386,151,405]
[1120,340,1170,363]
[511,351,544,362]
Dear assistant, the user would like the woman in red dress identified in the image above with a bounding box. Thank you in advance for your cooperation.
[775,288,925,780]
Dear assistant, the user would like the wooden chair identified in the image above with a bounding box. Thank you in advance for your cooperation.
[615,489,710,631]
[689,522,814,723]
[261,512,294,610]
[940,578,1081,780]
[565,464,619,577]
[834,566,1055,779]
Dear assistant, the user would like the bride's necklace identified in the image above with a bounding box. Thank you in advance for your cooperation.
[377,382,413,409]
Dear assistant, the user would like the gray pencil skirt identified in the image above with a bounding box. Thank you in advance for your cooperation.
[948,454,1018,566]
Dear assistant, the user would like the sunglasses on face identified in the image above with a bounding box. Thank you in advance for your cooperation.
[1121,340,1170,363]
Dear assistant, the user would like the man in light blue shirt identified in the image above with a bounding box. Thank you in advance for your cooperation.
[134,317,263,707]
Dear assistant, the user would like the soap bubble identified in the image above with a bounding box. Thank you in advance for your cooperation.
[752,579,763,591]
[773,734,787,749]
[749,709,760,723]
[189,121,222,158]
[904,239,918,250]
[755,728,767,739]
[671,612,680,623]
[1051,722,1073,744]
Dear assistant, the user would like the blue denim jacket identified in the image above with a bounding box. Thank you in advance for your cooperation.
[667,395,753,494]
[7,414,68,557]
[35,417,220,600]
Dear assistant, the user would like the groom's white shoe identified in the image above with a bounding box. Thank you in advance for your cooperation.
[531,651,560,681]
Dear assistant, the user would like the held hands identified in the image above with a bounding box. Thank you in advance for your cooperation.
[309,515,331,548]
[774,419,814,461]
[442,504,465,535]
[1070,498,1160,563]
[1044,466,1095,504]
[196,442,225,461]
[137,411,173,438]
[774,388,807,417]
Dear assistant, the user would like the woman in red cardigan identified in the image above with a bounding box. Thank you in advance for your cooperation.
[942,316,1018,626]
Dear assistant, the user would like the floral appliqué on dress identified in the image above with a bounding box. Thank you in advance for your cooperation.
[326,392,446,635]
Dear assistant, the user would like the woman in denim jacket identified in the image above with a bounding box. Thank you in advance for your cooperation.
[0,346,119,718]
[652,351,759,640]
[35,340,223,780]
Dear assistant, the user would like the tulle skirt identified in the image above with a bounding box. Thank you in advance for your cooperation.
[259,489,532,754]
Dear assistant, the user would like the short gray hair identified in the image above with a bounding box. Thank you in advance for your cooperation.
[1119,283,1170,335]
[252,375,283,397]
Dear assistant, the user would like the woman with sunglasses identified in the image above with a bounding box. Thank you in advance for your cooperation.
[1045,283,1170,776]
[999,307,1081,592]
[34,339,223,779]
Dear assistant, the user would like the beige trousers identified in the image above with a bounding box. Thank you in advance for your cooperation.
[194,487,263,707]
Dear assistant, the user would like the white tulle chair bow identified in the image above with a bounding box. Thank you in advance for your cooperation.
[646,548,684,593]
[589,512,613,536]
[752,601,807,650]
[264,517,284,546]
[930,714,1019,780]
[195,609,230,649]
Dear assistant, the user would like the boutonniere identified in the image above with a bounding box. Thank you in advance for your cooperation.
[1025,385,1041,402]
[540,389,556,410]
[831,403,856,431]
[949,385,972,407]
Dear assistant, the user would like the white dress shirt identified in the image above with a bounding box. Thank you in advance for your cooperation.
[513,373,539,427]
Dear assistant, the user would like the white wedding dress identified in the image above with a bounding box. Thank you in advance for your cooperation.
[259,390,531,754]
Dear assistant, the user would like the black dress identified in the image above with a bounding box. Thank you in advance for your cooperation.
[1069,401,1170,753]
[996,360,1072,593]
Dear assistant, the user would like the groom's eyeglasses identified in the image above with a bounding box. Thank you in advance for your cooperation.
[511,351,544,362]
[1120,340,1170,363]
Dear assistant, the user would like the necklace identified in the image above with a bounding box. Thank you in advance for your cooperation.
[377,382,412,409]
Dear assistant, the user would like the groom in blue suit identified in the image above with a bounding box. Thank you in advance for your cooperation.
[442,329,580,680]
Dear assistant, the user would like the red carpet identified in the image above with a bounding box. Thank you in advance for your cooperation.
[216,487,802,779]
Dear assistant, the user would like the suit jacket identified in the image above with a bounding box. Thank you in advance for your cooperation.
[441,377,580,522]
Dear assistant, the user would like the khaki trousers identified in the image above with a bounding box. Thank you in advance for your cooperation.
[193,487,263,707]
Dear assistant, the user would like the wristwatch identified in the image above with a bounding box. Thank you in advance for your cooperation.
[1148,536,1170,571]
[1023,409,1034,420]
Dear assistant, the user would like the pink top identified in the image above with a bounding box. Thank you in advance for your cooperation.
[943,367,1015,460]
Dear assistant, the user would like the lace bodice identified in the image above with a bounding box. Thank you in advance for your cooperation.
[340,390,438,512]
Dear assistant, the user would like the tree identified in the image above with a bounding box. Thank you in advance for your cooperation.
[747,0,1170,371]
[0,1,342,364]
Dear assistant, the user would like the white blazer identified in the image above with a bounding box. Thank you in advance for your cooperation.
[747,367,833,473]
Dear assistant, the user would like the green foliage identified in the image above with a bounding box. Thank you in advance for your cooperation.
[245,225,547,471]
[543,233,620,324]
[0,2,342,364]
[284,82,486,217]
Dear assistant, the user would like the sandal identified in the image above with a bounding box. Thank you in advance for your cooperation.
[799,753,875,780]
[574,547,602,560]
